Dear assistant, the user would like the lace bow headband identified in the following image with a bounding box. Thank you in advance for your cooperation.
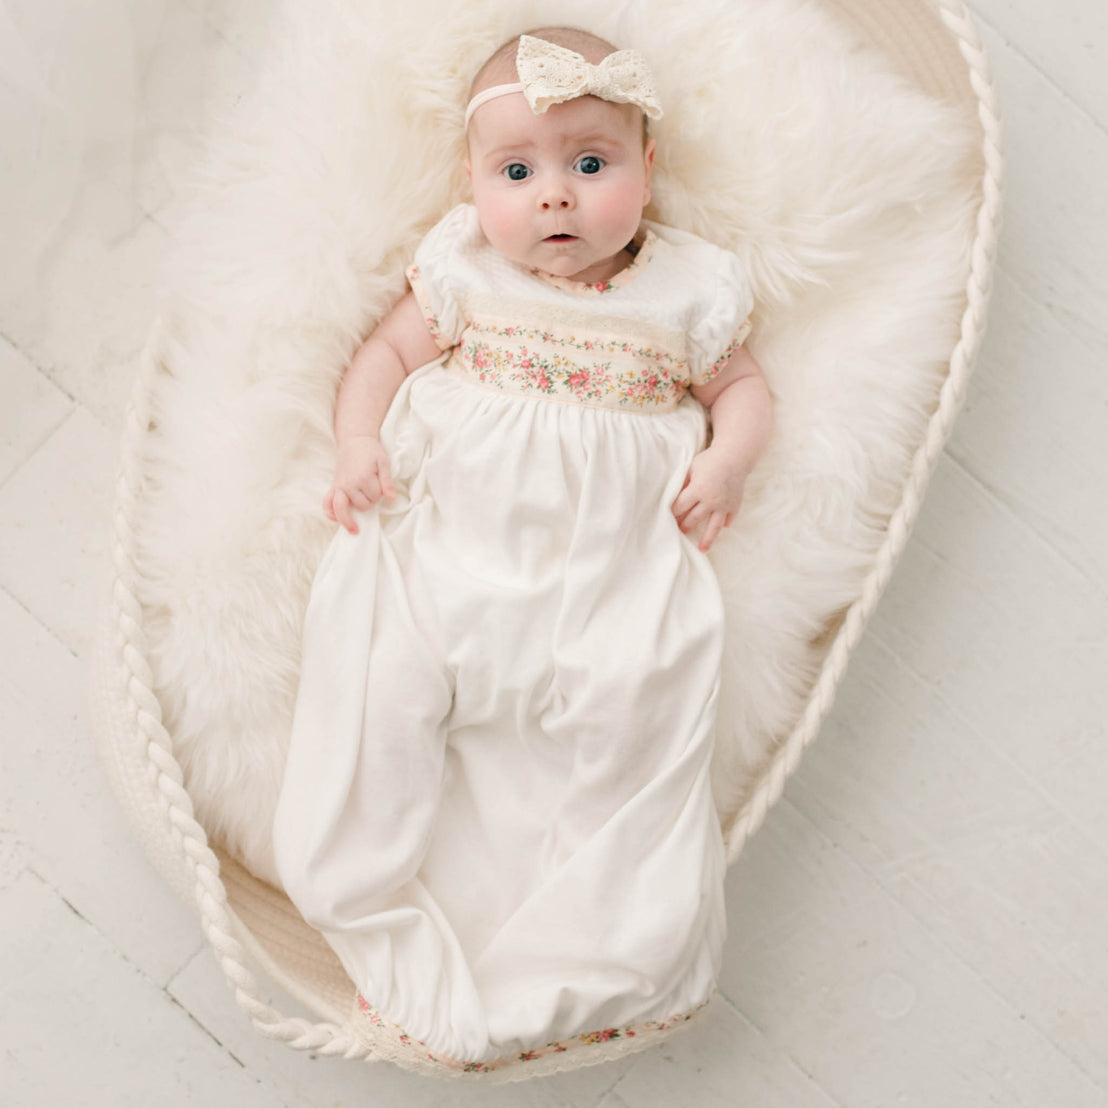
[464,34,664,128]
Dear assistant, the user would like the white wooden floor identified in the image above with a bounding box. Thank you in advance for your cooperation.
[2,2,1106,1105]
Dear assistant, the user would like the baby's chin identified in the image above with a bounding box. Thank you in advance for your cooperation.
[488,231,626,282]
[533,252,589,276]
[528,246,623,283]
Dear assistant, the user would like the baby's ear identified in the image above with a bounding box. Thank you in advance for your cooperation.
[642,137,657,204]
[464,156,472,181]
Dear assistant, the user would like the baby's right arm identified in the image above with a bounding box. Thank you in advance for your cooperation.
[325,291,443,534]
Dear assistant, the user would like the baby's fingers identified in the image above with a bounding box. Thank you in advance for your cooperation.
[332,489,359,535]
[698,511,728,552]
[377,455,395,500]
[671,482,699,520]
[677,500,710,537]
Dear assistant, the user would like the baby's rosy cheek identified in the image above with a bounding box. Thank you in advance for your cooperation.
[478,204,520,245]
[598,182,645,227]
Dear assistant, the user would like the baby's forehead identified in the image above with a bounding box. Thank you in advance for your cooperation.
[469,95,641,153]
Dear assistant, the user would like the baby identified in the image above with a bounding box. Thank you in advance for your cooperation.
[326,28,772,552]
[274,27,773,1069]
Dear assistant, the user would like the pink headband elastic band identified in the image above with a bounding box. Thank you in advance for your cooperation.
[464,83,525,128]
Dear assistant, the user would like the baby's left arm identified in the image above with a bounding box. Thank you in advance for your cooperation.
[673,347,774,552]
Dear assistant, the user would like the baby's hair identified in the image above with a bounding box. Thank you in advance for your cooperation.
[468,26,652,146]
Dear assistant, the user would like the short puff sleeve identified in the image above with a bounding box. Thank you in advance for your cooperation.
[686,247,754,386]
[404,204,471,351]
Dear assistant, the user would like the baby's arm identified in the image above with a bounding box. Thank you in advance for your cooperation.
[674,346,774,552]
[325,291,443,534]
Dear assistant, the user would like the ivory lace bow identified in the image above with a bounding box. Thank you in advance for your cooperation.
[464,35,663,126]
[515,35,663,119]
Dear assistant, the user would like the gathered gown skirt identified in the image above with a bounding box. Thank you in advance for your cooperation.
[272,356,729,1062]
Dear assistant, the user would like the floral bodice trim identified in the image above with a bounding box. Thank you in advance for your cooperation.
[451,317,689,411]
[353,991,710,1075]
[449,317,752,411]
[529,229,657,295]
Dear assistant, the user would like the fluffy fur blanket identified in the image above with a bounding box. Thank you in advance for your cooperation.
[134,0,978,889]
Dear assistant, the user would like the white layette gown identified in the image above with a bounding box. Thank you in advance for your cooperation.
[273,204,754,1063]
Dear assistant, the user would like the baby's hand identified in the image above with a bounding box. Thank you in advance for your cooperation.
[324,435,395,534]
[671,446,748,552]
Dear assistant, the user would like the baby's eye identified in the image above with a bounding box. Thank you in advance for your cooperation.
[574,155,605,175]
[503,163,531,181]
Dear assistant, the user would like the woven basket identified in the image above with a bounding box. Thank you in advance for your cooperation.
[89,0,1001,1084]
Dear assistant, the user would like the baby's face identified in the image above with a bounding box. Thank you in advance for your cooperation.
[465,92,656,285]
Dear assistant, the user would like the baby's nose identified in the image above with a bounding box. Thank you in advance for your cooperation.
[539,180,575,210]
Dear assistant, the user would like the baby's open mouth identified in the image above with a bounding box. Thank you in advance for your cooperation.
[546,234,577,242]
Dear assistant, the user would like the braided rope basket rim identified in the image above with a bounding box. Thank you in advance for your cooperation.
[90,0,1003,1083]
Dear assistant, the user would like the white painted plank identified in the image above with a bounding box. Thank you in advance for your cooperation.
[718,800,1106,1107]
[193,0,275,71]
[976,21,1108,352]
[940,12,1108,595]
[0,588,203,990]
[789,633,1108,1088]
[0,195,167,436]
[166,941,635,1107]
[870,455,1108,845]
[0,337,73,487]
[0,407,115,659]
[0,869,282,1108]
[120,3,264,221]
[0,827,33,891]
[948,267,1108,593]
[969,0,1108,130]
[605,995,841,1108]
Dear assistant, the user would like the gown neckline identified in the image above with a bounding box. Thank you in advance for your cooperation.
[529,227,657,295]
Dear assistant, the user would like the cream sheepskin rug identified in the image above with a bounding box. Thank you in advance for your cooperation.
[134,0,978,893]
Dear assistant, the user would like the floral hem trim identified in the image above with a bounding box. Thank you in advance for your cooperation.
[352,991,711,1075]
[406,264,454,351]
[529,229,657,295]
